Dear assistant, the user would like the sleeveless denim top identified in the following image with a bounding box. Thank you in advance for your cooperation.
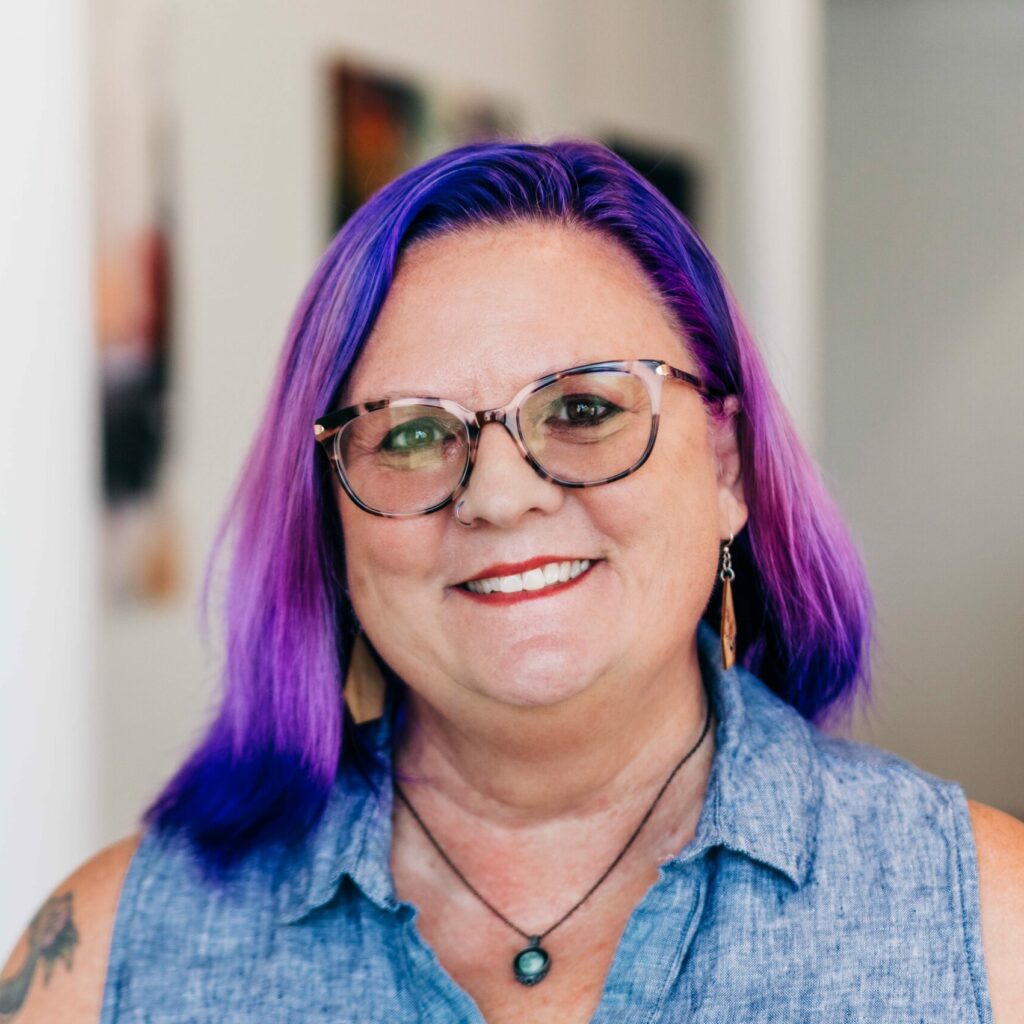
[99,622,995,1023]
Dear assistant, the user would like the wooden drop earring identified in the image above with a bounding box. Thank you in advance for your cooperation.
[343,628,387,724]
[719,534,737,670]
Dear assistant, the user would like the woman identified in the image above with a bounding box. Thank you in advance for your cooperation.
[3,140,1021,1023]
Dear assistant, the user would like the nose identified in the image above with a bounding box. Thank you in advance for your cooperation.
[453,421,563,528]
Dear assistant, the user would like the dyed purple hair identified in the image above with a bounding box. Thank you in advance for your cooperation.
[144,138,872,874]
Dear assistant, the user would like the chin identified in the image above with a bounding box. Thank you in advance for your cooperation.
[467,646,598,709]
[483,678,591,710]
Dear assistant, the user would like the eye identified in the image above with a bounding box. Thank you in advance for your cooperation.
[548,394,620,425]
[380,417,456,452]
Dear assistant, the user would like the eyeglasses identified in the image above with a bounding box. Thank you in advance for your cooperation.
[313,358,721,518]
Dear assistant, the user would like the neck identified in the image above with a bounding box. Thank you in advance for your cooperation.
[391,637,715,834]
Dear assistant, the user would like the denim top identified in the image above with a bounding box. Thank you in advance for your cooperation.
[99,622,994,1022]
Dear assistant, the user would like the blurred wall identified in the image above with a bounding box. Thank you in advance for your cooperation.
[826,0,1024,817]
[0,0,99,966]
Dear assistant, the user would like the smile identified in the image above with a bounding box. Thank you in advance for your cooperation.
[455,559,600,603]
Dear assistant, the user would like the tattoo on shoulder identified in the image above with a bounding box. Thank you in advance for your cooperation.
[0,892,80,1018]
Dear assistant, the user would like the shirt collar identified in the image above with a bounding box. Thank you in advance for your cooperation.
[277,620,821,924]
[670,619,822,887]
[277,695,403,924]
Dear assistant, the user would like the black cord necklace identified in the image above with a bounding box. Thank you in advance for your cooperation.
[392,686,714,987]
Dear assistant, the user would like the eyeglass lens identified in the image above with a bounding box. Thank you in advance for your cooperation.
[335,369,653,515]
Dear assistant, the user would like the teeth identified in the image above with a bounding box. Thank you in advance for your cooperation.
[464,559,592,595]
[499,574,523,593]
[521,569,547,591]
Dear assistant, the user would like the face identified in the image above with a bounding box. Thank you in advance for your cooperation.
[335,222,746,714]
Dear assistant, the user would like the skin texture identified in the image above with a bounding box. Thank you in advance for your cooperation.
[0,834,140,1023]
[971,802,1024,1020]
[3,222,1020,1022]
[337,222,745,816]
[336,222,747,1021]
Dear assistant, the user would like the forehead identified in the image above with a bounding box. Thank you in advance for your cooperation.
[340,221,688,407]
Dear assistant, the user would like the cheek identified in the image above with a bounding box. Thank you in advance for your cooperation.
[337,494,445,622]
[588,430,721,605]
[337,493,459,692]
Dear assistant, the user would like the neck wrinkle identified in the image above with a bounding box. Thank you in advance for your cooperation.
[390,653,713,835]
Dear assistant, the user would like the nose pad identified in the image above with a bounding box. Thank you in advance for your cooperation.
[466,420,536,485]
[453,421,561,524]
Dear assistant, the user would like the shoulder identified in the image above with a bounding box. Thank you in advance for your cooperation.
[968,801,1024,1024]
[0,832,142,1024]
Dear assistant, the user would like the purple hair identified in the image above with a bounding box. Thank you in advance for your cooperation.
[144,139,872,875]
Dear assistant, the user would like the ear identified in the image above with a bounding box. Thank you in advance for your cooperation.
[708,395,748,540]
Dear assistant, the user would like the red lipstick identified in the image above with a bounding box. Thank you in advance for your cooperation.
[454,557,602,605]
[459,555,595,584]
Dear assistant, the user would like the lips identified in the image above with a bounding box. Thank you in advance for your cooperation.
[455,558,601,604]
[457,555,599,585]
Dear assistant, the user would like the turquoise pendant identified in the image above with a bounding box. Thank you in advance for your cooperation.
[512,936,550,986]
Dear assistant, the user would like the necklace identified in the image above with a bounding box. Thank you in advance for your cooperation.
[392,685,714,987]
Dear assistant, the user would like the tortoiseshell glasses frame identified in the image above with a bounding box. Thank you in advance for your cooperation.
[313,358,723,518]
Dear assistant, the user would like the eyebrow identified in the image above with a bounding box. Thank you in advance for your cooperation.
[352,359,600,406]
[354,387,440,404]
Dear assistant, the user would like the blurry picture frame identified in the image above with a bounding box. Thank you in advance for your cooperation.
[325,58,519,233]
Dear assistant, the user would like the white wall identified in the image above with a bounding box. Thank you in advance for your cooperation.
[0,0,100,962]
[826,0,1024,816]
[727,0,825,448]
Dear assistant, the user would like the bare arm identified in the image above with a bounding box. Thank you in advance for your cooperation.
[0,833,141,1023]
[970,801,1024,1024]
